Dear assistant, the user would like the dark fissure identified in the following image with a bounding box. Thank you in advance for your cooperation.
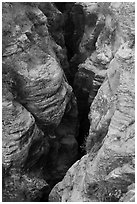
[40,3,93,200]
[54,3,94,158]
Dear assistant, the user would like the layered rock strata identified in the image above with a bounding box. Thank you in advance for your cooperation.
[2,81,49,201]
[2,2,72,130]
[2,2,78,201]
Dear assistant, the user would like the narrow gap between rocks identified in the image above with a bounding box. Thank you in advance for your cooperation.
[40,3,93,201]
[54,2,94,158]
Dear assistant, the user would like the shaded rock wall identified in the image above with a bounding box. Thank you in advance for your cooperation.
[2,2,78,201]
[2,2,71,129]
[60,2,122,152]
[49,2,135,202]
[2,80,50,201]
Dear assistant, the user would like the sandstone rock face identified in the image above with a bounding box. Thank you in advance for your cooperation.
[2,85,47,170]
[2,82,50,201]
[2,2,72,129]
[49,2,135,202]
[2,2,78,201]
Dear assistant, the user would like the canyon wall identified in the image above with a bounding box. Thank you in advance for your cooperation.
[2,2,135,202]
[49,2,135,202]
[2,2,78,201]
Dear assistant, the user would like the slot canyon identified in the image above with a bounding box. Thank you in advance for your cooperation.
[2,2,135,202]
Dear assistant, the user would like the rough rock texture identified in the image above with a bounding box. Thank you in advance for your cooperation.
[2,2,78,201]
[2,85,47,170]
[38,3,71,81]
[72,2,122,112]
[61,2,123,151]
[3,168,49,202]
[2,2,72,129]
[49,2,135,202]
[2,81,50,201]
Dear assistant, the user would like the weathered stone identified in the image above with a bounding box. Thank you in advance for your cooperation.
[2,81,50,201]
[49,2,135,202]
[2,84,47,170]
[3,168,49,202]
[72,1,122,108]
[49,47,135,202]
[2,2,72,130]
[38,2,71,79]
[2,2,79,200]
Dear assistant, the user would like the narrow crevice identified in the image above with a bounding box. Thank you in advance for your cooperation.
[54,3,95,158]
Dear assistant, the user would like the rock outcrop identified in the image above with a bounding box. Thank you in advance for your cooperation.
[2,2,78,201]
[2,81,50,201]
[49,2,135,202]
[2,2,72,129]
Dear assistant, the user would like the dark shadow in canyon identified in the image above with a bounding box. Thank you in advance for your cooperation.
[54,3,93,158]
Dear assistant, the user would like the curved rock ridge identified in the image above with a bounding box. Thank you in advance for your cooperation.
[49,2,135,202]
[12,54,71,128]
[2,2,79,201]
[2,2,72,130]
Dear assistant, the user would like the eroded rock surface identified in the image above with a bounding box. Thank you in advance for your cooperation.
[2,2,78,201]
[2,81,50,201]
[2,2,72,129]
[49,2,135,202]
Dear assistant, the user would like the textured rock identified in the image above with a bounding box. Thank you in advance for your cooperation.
[38,3,70,79]
[65,2,123,151]
[38,2,65,47]
[3,168,49,202]
[49,48,135,202]
[49,2,135,202]
[3,2,135,202]
[2,2,72,130]
[120,183,135,202]
[72,2,122,107]
[2,83,47,170]
[2,81,50,201]
[2,2,79,200]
